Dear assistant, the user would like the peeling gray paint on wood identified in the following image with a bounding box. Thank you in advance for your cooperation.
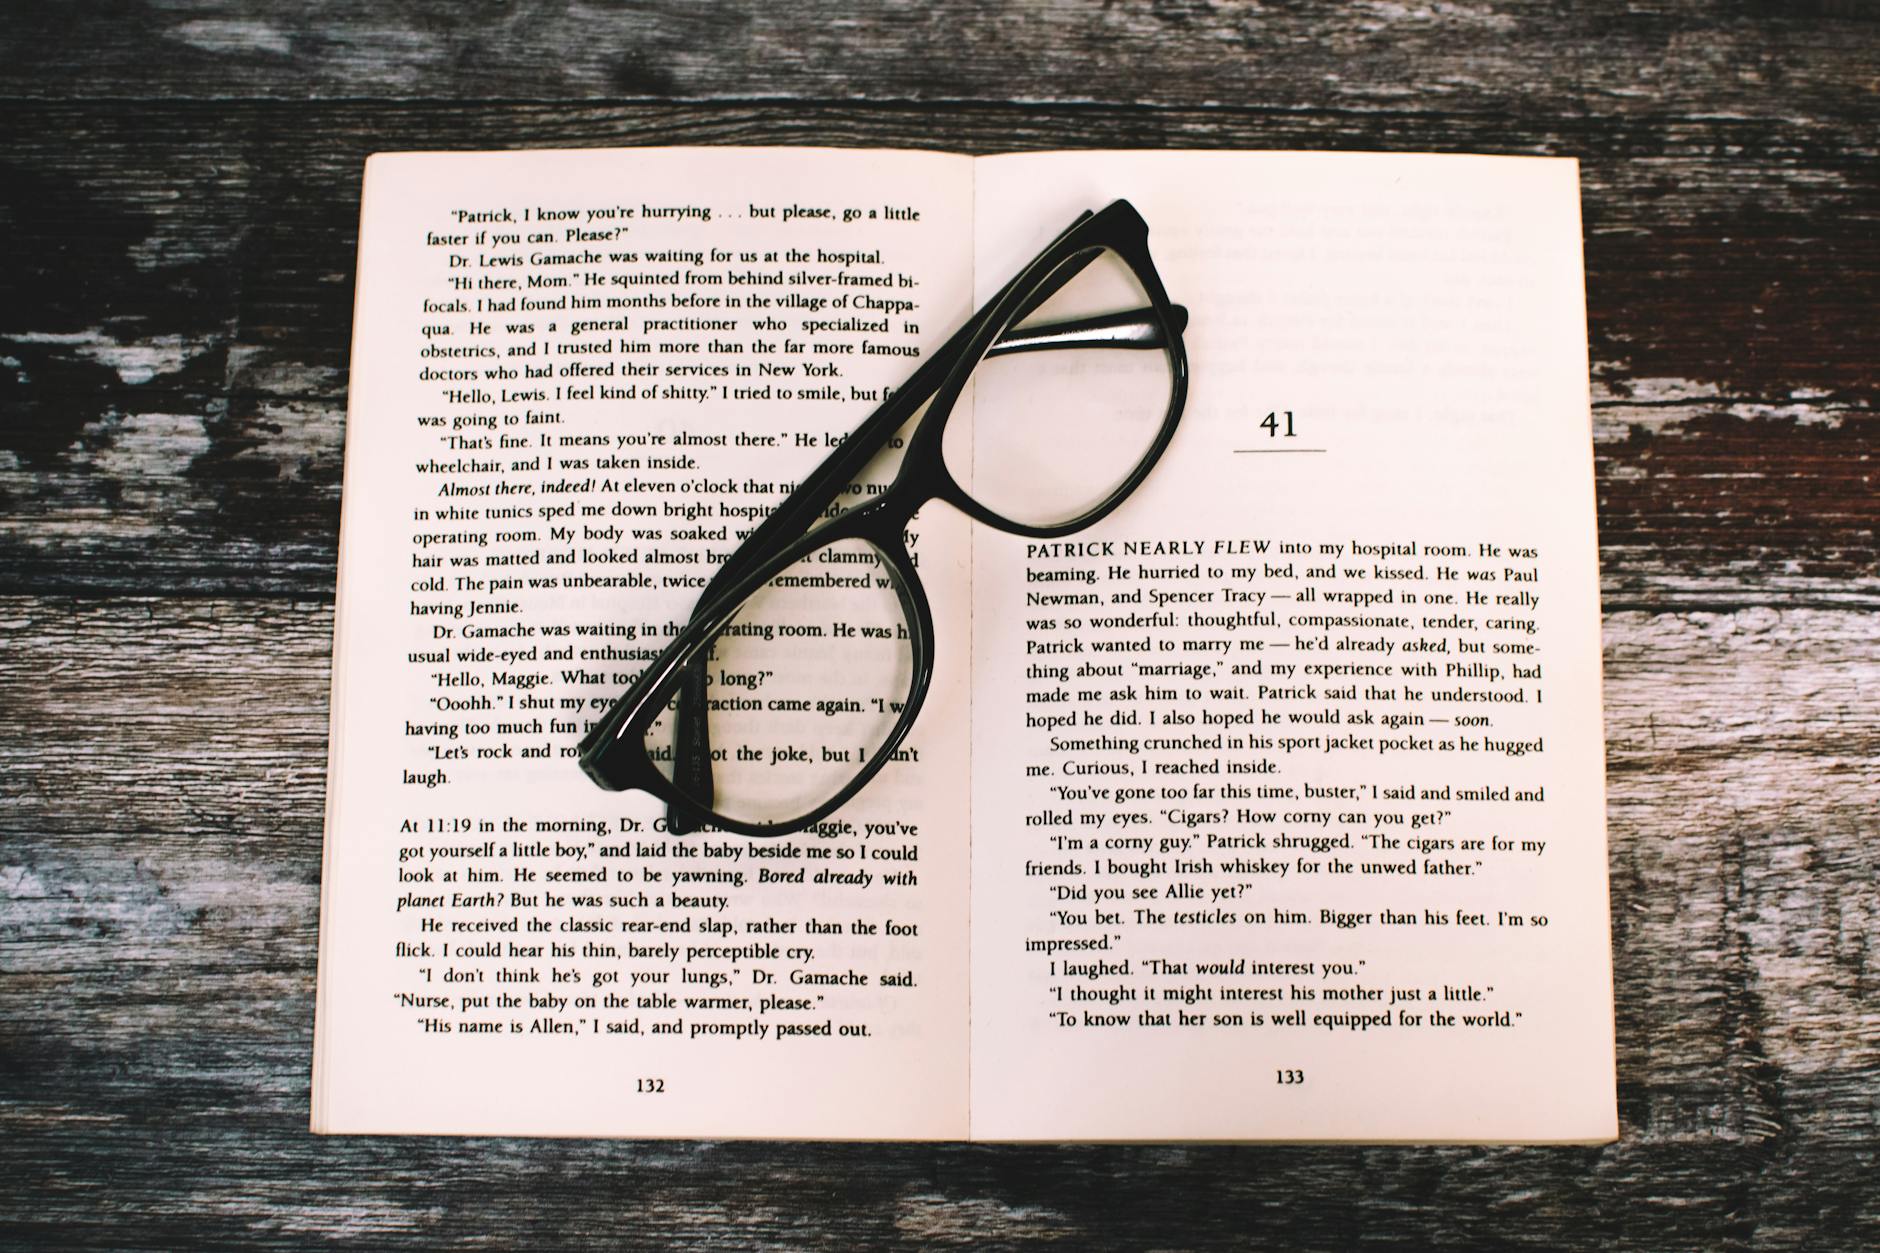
[0,1,1874,123]
[1,1,1876,1246]
[1,101,1872,604]
[1,599,1874,1246]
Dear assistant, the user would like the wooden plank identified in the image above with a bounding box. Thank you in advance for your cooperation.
[1,596,1874,1246]
[0,0,1874,129]
[3,4,1872,1243]
[2,102,1873,606]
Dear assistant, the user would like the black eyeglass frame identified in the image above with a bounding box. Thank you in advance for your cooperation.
[577,199,1189,835]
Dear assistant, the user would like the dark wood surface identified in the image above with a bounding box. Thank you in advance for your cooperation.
[2,3,1875,1248]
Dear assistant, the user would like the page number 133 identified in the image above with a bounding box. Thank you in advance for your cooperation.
[1276,1068,1306,1085]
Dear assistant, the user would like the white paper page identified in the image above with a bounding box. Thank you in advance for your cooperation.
[968,152,1614,1142]
[314,148,976,1137]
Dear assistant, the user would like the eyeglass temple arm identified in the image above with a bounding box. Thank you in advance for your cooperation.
[658,300,1188,832]
[579,307,969,798]
[586,215,1139,806]
[656,307,987,824]
[656,234,1182,830]
[693,210,1190,610]
[690,302,1187,620]
[656,308,1185,835]
[984,303,1187,357]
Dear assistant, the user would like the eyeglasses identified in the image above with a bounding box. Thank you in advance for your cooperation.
[578,200,1188,836]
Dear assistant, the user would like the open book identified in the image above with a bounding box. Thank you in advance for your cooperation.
[314,147,1616,1141]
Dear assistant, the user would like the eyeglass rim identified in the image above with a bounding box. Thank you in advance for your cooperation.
[905,225,1190,540]
[584,521,936,836]
[579,201,1187,834]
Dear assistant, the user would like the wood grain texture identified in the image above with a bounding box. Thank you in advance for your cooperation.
[1,0,1876,1246]
[0,0,1874,126]
[2,103,1873,604]
[2,598,1873,1248]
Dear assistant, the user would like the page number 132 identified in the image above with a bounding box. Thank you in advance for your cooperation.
[1276,1068,1306,1085]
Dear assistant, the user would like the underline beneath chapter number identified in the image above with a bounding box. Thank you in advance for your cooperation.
[1234,448,1327,454]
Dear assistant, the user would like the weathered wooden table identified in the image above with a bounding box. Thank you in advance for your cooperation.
[3,4,1874,1247]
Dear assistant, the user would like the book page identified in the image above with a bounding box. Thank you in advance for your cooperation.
[968,152,1615,1141]
[314,148,976,1137]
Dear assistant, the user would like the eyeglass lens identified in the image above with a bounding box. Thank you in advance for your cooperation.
[942,246,1175,528]
[643,245,1174,827]
[645,538,916,825]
